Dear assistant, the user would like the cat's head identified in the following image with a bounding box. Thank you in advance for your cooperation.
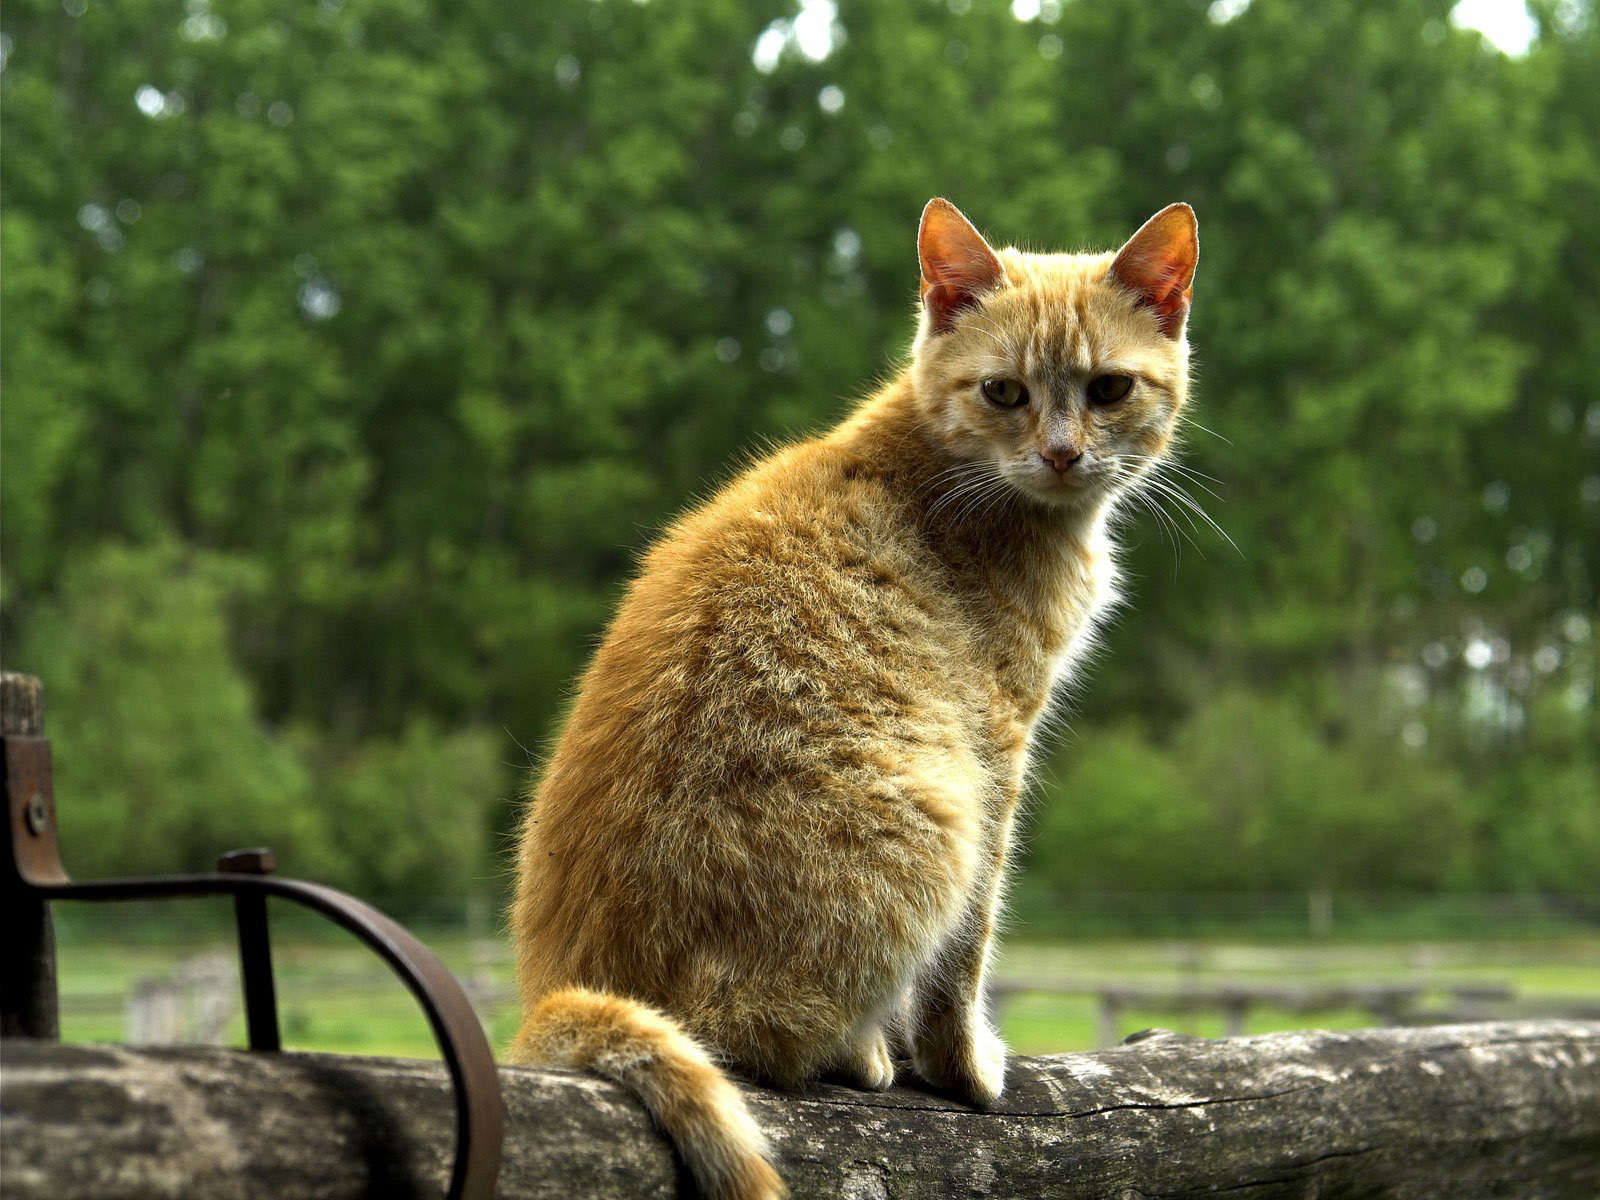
[910,198,1197,513]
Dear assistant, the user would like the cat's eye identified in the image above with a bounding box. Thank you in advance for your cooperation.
[980,378,1029,408]
[1087,373,1134,405]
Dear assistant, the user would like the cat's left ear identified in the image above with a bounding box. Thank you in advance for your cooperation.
[1109,203,1198,338]
[918,198,1006,335]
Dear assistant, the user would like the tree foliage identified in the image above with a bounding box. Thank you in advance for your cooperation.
[2,0,1595,903]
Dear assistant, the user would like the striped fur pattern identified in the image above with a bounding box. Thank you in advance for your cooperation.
[509,199,1198,1199]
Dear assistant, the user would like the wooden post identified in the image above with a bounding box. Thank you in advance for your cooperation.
[1221,993,1248,1038]
[1,671,59,1039]
[1096,989,1121,1048]
[1308,885,1333,937]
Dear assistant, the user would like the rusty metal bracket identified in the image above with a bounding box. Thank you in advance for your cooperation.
[1,683,504,1200]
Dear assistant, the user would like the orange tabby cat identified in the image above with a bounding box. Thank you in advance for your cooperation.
[509,198,1198,1199]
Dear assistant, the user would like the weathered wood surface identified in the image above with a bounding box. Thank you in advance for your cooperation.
[4,1021,1598,1198]
[1,670,58,1040]
[0,671,44,737]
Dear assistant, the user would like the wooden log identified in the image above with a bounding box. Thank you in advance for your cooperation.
[4,1021,1598,1198]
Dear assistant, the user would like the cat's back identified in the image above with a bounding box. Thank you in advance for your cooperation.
[560,432,968,767]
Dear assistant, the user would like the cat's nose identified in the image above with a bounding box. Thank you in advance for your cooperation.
[1038,444,1082,472]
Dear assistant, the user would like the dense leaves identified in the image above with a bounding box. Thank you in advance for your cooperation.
[2,0,1594,904]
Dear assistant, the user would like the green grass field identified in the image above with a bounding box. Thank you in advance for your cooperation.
[51,927,1600,1061]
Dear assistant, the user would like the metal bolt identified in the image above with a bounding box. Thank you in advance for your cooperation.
[24,792,49,835]
[217,847,277,875]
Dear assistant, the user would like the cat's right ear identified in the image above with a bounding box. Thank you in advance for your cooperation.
[918,198,1005,335]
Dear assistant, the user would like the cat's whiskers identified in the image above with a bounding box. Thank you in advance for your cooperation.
[921,459,992,492]
[962,329,1012,356]
[1142,469,1228,538]
[949,475,1013,527]
[970,475,1020,527]
[1120,450,1224,487]
[1107,454,1220,560]
[928,478,987,523]
[1121,481,1193,562]
[1133,470,1240,557]
[1110,463,1195,561]
[924,465,992,509]
[1119,453,1225,501]
[939,466,1018,528]
[1176,413,1232,445]
[924,459,1009,524]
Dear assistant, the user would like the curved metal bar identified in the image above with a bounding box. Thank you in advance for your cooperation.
[4,715,504,1198]
[39,874,504,1200]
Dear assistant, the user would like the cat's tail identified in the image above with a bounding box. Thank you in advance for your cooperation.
[512,986,787,1200]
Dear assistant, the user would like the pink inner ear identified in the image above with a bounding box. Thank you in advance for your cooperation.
[1110,204,1198,338]
[919,199,1004,333]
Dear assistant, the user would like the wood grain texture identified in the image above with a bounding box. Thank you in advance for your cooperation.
[0,672,43,737]
[4,1021,1598,1198]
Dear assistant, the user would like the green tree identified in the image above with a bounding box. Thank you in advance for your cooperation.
[20,541,323,879]
[3,0,1594,904]
[289,719,503,902]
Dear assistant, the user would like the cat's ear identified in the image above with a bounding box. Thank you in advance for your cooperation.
[918,198,1005,335]
[1109,203,1199,338]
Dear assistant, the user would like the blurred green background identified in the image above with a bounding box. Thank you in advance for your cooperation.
[2,0,1597,1053]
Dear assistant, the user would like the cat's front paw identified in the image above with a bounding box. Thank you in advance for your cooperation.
[912,1016,1007,1107]
[831,1030,897,1092]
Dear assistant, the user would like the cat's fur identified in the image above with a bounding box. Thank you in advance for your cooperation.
[509,199,1198,1200]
